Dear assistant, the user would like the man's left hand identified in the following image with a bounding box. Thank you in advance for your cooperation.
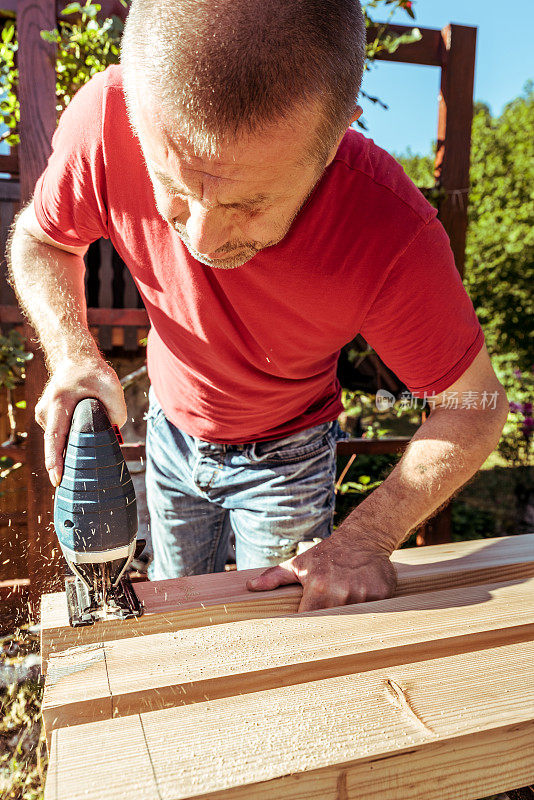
[246,534,397,612]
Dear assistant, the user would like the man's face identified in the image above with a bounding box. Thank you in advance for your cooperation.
[136,99,346,269]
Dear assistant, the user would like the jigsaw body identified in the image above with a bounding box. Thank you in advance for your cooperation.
[54,397,144,626]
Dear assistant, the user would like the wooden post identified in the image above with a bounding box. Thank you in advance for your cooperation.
[435,24,477,277]
[17,0,65,604]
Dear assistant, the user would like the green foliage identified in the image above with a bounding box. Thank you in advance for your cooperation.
[451,501,496,542]
[394,146,434,186]
[497,366,533,468]
[41,1,126,117]
[0,1,126,144]
[0,19,18,146]
[0,0,419,143]
[0,631,45,800]
[464,87,534,375]
[396,85,534,378]
[0,330,31,391]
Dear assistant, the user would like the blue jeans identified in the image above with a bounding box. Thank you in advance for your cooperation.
[144,387,346,579]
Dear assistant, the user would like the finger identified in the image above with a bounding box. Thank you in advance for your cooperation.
[246,563,298,592]
[102,387,127,429]
[44,402,74,486]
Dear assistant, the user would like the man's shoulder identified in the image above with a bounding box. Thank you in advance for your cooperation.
[331,129,435,224]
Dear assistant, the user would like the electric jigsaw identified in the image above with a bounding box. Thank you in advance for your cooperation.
[53,397,144,627]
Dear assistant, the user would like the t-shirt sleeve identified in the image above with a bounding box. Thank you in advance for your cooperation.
[359,216,484,397]
[33,71,109,247]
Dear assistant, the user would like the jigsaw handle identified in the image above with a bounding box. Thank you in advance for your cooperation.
[54,398,137,559]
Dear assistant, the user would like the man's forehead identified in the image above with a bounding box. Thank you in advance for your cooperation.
[137,88,321,177]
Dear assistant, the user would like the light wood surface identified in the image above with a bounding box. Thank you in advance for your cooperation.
[44,639,534,800]
[42,577,534,741]
[40,534,534,668]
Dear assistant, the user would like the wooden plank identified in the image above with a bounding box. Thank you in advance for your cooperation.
[434,24,477,277]
[41,577,534,740]
[17,0,65,605]
[0,305,150,326]
[0,180,20,201]
[368,24,444,67]
[117,246,140,350]
[112,436,412,463]
[0,199,19,305]
[40,535,534,667]
[337,436,410,456]
[97,239,113,350]
[87,307,149,326]
[44,640,534,800]
[0,152,19,175]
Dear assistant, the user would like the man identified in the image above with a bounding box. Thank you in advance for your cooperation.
[8,0,507,612]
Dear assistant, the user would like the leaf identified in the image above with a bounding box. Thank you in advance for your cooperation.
[15,400,26,409]
[1,22,14,44]
[358,475,371,485]
[61,2,83,15]
[40,30,60,43]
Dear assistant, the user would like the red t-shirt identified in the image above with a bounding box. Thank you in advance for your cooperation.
[34,66,484,443]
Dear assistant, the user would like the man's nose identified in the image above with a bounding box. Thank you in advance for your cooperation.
[185,200,233,256]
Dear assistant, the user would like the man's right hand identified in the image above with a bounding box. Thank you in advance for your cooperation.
[35,357,127,487]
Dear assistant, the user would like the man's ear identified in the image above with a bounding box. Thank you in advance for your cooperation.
[349,105,364,127]
[325,105,364,165]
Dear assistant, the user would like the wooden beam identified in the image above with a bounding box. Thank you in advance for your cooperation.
[87,307,149,326]
[43,640,534,800]
[40,535,534,667]
[0,2,17,14]
[17,0,64,605]
[0,179,20,201]
[0,305,150,326]
[42,577,534,740]
[0,152,19,175]
[337,436,409,456]
[435,24,477,277]
[368,24,444,67]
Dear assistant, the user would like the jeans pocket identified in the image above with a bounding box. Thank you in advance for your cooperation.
[251,422,334,464]
[145,386,166,429]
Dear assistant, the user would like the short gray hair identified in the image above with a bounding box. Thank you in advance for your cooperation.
[121,0,366,161]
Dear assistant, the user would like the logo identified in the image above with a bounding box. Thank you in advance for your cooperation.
[375,389,395,411]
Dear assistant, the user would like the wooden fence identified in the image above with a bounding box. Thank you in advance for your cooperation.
[0,1,477,615]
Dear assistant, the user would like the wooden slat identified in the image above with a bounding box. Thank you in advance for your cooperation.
[337,436,410,456]
[0,198,19,305]
[40,535,534,667]
[88,307,149,326]
[96,239,114,349]
[41,577,534,739]
[0,152,19,175]
[44,640,534,800]
[0,179,20,201]
[0,305,150,326]
[434,24,477,277]
[368,23,444,67]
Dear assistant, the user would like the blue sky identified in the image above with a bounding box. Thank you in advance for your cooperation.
[360,0,534,156]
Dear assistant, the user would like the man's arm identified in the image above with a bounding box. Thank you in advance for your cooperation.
[8,202,127,486]
[247,344,508,611]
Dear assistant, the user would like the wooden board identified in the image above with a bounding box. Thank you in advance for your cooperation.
[40,534,534,668]
[44,639,534,800]
[42,577,534,741]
